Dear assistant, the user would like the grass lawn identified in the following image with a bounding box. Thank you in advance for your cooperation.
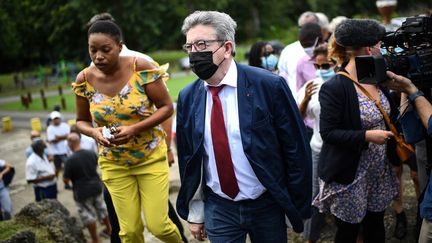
[0,74,196,112]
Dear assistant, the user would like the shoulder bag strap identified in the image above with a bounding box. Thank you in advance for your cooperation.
[337,71,399,137]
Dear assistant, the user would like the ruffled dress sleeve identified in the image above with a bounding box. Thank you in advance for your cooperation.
[136,62,170,86]
[71,69,95,98]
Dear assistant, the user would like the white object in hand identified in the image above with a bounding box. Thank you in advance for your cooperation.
[102,126,114,139]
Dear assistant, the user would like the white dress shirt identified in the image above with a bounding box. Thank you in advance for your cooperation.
[203,60,266,201]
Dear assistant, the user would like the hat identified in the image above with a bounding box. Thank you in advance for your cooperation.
[334,19,386,47]
[50,111,62,120]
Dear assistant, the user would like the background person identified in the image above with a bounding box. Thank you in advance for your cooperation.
[0,159,13,220]
[278,11,319,99]
[64,133,111,243]
[46,110,70,190]
[296,23,323,92]
[248,41,278,72]
[297,43,335,243]
[26,139,57,201]
[72,20,181,243]
[69,124,98,154]
[25,130,52,159]
[384,71,432,243]
[313,19,400,243]
[176,10,311,242]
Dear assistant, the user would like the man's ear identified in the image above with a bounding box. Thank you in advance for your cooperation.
[224,41,234,57]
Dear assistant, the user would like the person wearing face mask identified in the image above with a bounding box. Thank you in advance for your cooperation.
[248,42,278,73]
[312,19,401,243]
[296,23,324,140]
[260,43,278,73]
[177,10,312,242]
[278,11,319,100]
[296,23,323,92]
[297,43,334,243]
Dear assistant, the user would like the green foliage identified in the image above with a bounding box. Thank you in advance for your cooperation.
[0,0,428,73]
[149,50,189,72]
[0,74,196,111]
[0,220,53,242]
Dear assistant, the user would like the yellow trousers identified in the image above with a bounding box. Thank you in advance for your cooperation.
[103,159,181,243]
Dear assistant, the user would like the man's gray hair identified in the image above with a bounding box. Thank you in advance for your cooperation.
[298,11,319,27]
[181,11,237,53]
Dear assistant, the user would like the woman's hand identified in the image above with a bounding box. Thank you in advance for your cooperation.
[304,81,318,101]
[91,127,113,147]
[365,129,394,145]
[110,125,137,145]
[299,81,318,117]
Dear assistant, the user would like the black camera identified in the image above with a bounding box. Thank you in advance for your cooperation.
[356,15,432,87]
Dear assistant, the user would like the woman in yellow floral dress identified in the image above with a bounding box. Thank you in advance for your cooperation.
[72,20,181,243]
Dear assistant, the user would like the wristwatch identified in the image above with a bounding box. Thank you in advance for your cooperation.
[408,90,425,103]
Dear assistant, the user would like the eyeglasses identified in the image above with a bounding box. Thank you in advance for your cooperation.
[182,39,225,52]
[313,63,333,70]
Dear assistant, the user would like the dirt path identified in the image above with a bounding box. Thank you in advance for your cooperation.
[0,128,419,242]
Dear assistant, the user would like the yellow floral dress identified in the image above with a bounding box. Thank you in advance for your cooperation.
[72,62,169,176]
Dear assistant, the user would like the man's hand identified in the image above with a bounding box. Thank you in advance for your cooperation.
[188,223,207,241]
[385,71,418,95]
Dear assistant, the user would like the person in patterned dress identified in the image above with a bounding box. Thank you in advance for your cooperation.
[313,19,400,243]
[72,20,181,243]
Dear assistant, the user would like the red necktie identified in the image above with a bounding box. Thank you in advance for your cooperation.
[209,85,239,199]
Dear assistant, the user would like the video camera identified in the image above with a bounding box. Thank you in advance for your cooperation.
[356,15,432,87]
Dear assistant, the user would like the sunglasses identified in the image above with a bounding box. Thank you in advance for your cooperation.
[313,63,333,70]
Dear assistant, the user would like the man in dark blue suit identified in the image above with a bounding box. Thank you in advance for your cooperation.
[176,10,312,243]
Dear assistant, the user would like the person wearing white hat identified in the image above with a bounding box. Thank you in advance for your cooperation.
[46,110,70,188]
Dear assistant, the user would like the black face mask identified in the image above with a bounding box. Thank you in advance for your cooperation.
[189,45,225,80]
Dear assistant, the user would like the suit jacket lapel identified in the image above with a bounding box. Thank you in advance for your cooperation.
[193,80,206,148]
[237,64,253,150]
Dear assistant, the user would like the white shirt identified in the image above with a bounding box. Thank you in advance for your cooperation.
[47,122,70,155]
[80,134,98,154]
[278,41,306,101]
[120,45,153,61]
[297,77,325,153]
[203,60,266,201]
[66,134,98,155]
[26,153,56,188]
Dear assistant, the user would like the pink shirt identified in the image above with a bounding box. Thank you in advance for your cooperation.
[296,54,316,129]
[296,54,316,91]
